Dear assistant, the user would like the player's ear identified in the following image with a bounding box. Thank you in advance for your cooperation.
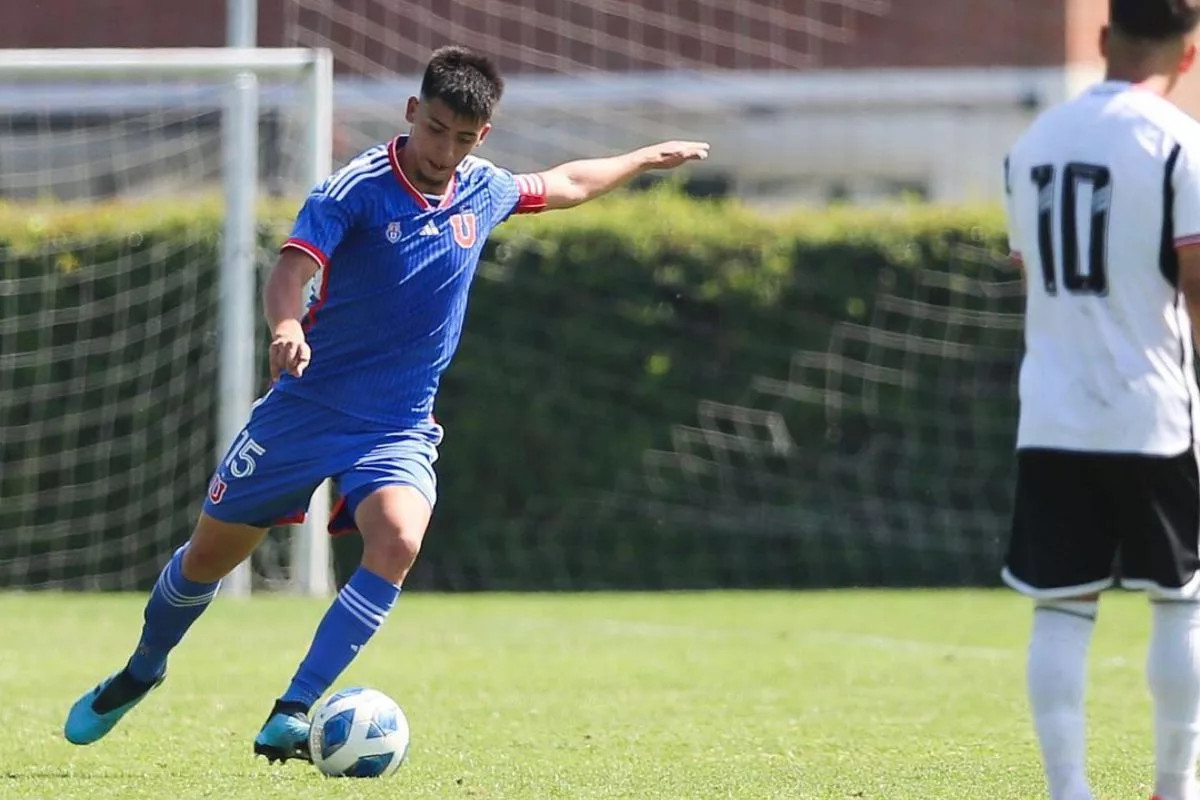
[1099,25,1110,59]
[1182,42,1198,75]
[475,122,492,148]
[405,97,419,125]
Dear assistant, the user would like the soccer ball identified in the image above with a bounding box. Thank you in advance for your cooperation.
[308,687,411,778]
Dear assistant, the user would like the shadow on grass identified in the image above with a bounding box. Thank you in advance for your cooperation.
[1,768,308,780]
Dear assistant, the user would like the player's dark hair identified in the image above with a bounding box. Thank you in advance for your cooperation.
[420,46,504,123]
[1111,0,1200,41]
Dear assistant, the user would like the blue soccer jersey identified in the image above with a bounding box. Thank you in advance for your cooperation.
[276,136,547,427]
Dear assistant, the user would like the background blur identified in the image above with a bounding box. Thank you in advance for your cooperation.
[0,1,1174,593]
[0,0,1125,205]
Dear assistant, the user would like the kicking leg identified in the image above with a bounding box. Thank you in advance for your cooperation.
[1026,594,1099,800]
[64,513,265,745]
[1147,598,1200,800]
[256,485,430,762]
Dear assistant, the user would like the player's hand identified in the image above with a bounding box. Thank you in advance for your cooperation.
[639,141,710,170]
[269,321,311,381]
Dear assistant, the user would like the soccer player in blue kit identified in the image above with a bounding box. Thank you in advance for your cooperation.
[63,45,709,761]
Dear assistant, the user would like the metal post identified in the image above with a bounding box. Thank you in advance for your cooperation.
[291,49,336,597]
[227,0,257,49]
[220,0,259,598]
[304,49,335,190]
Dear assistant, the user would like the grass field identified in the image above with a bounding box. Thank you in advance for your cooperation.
[0,590,1165,799]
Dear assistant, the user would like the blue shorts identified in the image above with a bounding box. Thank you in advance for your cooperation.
[202,389,442,533]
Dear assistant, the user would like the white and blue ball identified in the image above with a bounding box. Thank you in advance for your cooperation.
[308,687,410,778]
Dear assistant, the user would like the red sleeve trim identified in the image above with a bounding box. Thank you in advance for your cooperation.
[512,172,548,214]
[282,238,330,268]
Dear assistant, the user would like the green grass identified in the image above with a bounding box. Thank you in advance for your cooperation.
[0,590,1162,799]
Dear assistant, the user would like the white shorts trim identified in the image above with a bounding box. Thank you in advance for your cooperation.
[1002,568,1200,600]
[1123,571,1200,601]
[1000,567,1113,600]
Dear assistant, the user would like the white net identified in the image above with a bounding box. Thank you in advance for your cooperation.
[634,244,1024,586]
[277,2,1037,590]
[392,229,1024,591]
[286,1,1015,206]
[0,66,315,589]
[285,0,891,73]
[282,1,1072,207]
[2,5,1045,593]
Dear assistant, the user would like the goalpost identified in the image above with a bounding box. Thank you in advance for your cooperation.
[0,48,335,596]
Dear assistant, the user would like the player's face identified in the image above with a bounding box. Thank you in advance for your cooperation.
[404,97,491,191]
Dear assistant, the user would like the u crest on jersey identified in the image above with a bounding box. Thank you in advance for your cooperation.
[385,221,403,244]
[449,212,477,248]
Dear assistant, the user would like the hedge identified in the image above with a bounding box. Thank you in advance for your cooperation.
[0,190,1021,591]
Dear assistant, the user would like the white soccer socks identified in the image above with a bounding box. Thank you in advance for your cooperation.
[1027,599,1098,800]
[1147,600,1200,800]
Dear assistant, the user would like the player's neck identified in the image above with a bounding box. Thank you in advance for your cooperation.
[397,143,451,197]
[1104,65,1177,97]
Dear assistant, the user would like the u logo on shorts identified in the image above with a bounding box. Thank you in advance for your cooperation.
[208,474,228,504]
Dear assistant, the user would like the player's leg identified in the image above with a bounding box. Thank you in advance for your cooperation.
[1115,450,1200,800]
[256,421,440,747]
[278,485,430,705]
[129,515,268,677]
[1002,449,1119,800]
[254,484,429,764]
[63,513,266,746]
[1024,593,1100,800]
[65,390,330,748]
[1146,598,1200,800]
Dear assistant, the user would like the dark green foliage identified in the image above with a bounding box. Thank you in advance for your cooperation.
[0,193,1019,590]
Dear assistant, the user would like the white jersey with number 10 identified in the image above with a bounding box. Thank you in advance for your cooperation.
[1005,81,1200,456]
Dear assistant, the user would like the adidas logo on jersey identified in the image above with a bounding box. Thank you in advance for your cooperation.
[419,221,439,236]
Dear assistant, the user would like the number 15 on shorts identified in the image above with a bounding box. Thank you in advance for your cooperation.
[224,430,266,479]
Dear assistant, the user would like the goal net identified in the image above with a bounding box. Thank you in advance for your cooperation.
[284,0,966,205]
[279,1,1031,591]
[632,245,1023,588]
[283,1,1075,205]
[0,50,331,592]
[2,7,1039,595]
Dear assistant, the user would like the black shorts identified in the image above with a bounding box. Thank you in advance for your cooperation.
[1003,447,1200,599]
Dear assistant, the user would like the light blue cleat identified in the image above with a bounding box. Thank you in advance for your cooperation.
[64,668,165,745]
[253,700,312,764]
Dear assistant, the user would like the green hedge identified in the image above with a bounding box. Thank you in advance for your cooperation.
[0,191,1020,591]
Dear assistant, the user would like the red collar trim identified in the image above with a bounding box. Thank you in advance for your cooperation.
[388,136,456,210]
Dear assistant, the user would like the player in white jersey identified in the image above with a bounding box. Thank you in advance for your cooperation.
[1002,2,1200,799]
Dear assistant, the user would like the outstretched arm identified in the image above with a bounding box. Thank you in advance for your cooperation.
[534,141,709,211]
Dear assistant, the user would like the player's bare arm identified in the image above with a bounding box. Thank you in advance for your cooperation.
[1178,246,1200,345]
[263,249,318,381]
[534,140,710,210]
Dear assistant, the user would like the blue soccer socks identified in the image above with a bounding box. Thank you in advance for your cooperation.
[280,566,400,709]
[127,545,221,682]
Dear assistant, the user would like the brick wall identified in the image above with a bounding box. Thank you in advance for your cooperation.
[0,0,281,49]
[820,0,1071,70]
[1,0,1077,71]
[1065,0,1106,65]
